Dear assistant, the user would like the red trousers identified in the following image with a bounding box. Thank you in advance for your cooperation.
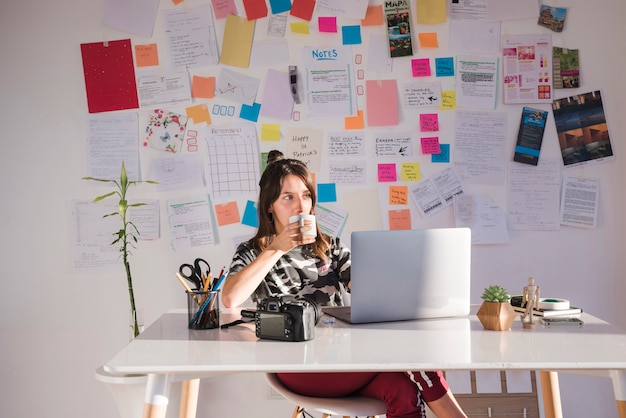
[277,371,449,418]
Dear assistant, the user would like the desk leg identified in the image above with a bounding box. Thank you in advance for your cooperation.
[142,374,171,418]
[539,371,563,418]
[611,370,626,417]
[179,379,200,418]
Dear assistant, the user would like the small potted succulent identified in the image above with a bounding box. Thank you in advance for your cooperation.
[477,285,516,331]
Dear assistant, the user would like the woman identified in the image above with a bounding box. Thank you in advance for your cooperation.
[222,151,467,418]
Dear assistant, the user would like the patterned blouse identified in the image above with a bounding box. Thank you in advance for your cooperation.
[229,236,351,307]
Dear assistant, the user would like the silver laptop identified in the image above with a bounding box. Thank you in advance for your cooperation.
[323,227,471,324]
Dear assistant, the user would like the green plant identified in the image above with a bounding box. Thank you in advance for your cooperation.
[83,162,157,338]
[481,285,511,303]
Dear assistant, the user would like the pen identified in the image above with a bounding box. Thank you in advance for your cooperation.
[189,269,229,327]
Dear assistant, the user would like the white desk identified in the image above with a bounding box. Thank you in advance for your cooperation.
[103,309,626,418]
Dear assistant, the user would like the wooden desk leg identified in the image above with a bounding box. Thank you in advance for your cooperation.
[610,370,626,418]
[179,379,200,418]
[539,371,563,418]
[142,374,171,418]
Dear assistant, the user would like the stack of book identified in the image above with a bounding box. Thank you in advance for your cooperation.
[510,295,582,317]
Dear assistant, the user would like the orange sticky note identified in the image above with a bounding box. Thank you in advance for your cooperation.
[418,32,439,48]
[389,209,412,230]
[135,44,159,67]
[186,104,212,124]
[344,109,365,130]
[361,5,383,26]
[389,185,408,205]
[172,0,184,4]
[192,76,215,99]
[215,201,240,226]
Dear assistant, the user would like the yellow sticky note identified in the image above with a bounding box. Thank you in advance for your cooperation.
[191,76,215,99]
[439,90,456,110]
[220,14,255,68]
[186,104,212,124]
[290,21,310,34]
[344,110,364,130]
[416,0,447,24]
[135,44,159,67]
[261,124,281,141]
[418,32,439,48]
[401,162,420,181]
[389,185,408,205]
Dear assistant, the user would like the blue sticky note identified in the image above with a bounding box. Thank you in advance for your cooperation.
[317,183,337,202]
[269,0,291,14]
[240,102,261,122]
[435,57,455,77]
[431,144,450,163]
[242,200,259,228]
[342,25,362,45]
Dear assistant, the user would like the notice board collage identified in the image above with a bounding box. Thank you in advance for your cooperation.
[73,0,614,271]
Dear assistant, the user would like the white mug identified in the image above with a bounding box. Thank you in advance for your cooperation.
[289,214,317,237]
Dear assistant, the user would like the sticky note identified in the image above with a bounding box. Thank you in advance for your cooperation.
[421,137,441,154]
[411,58,431,77]
[215,201,240,226]
[269,0,291,14]
[318,16,337,32]
[317,183,337,202]
[345,109,365,130]
[290,21,310,34]
[432,144,450,163]
[361,5,383,26]
[261,124,281,141]
[342,25,362,45]
[186,104,212,124]
[418,32,439,48]
[290,0,316,21]
[389,209,412,230]
[135,44,159,67]
[377,164,397,182]
[243,0,268,19]
[240,102,261,122]
[192,76,215,99]
[420,113,439,132]
[389,186,408,205]
[401,162,420,181]
[435,57,455,77]
[439,90,456,109]
[242,200,259,228]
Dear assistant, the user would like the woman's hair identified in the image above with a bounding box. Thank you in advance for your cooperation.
[249,150,331,259]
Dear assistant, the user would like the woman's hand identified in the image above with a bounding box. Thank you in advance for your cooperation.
[268,219,316,252]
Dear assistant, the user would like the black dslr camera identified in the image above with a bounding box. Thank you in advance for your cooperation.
[255,296,320,342]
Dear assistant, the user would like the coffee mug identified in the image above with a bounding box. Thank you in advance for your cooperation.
[289,214,317,237]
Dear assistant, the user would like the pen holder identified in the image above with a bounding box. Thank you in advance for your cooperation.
[187,290,220,329]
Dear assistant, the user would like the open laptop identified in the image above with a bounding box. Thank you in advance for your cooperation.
[322,227,471,324]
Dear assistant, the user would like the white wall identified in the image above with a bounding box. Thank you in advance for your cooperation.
[1,0,625,417]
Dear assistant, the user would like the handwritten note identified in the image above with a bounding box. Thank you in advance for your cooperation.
[421,137,441,154]
[389,186,408,205]
[420,113,439,132]
[404,82,442,107]
[375,134,412,156]
[328,132,365,156]
[411,58,431,77]
[401,162,421,181]
[377,163,397,182]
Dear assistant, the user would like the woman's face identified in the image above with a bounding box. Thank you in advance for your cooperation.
[269,174,313,234]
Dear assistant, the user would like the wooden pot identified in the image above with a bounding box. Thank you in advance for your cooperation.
[477,301,516,331]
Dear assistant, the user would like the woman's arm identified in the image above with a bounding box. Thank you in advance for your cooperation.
[221,248,285,308]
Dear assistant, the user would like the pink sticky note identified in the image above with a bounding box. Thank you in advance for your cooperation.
[411,58,431,77]
[377,163,397,182]
[420,113,439,132]
[318,16,337,32]
[421,137,441,154]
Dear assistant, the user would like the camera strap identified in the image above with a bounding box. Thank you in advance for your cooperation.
[220,317,254,329]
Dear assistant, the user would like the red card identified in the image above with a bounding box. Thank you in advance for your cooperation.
[290,0,316,21]
[80,39,139,113]
[243,0,268,20]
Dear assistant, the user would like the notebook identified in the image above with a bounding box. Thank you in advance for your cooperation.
[322,227,471,324]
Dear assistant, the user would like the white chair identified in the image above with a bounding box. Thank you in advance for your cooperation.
[265,372,387,418]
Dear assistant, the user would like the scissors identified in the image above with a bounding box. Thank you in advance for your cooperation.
[178,258,211,291]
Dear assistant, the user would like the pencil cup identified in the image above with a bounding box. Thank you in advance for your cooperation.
[187,290,220,329]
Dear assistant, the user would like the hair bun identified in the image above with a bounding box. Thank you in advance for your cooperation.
[266,150,285,166]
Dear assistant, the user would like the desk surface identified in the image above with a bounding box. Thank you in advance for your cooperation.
[104,309,626,376]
